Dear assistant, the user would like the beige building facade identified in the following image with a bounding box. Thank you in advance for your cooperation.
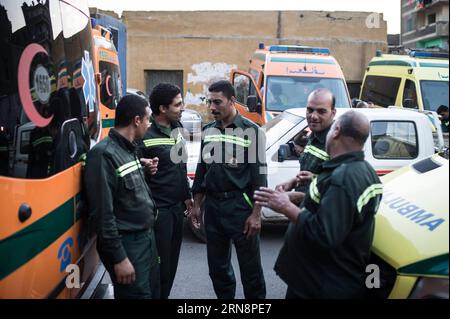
[121,10,387,113]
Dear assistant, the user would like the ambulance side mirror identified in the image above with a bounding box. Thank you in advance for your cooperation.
[403,98,417,109]
[278,144,291,162]
[247,95,261,113]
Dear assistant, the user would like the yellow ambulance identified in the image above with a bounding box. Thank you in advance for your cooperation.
[369,153,448,299]
[360,50,449,112]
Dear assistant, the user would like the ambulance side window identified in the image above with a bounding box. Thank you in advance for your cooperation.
[361,76,401,107]
[234,74,259,109]
[402,80,418,109]
[234,74,250,106]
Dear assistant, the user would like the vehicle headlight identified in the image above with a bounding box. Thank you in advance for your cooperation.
[409,277,449,299]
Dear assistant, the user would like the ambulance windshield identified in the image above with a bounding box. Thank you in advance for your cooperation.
[265,76,350,111]
[421,80,449,112]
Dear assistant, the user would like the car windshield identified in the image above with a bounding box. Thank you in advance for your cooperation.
[265,76,350,111]
[262,111,305,149]
[420,80,449,111]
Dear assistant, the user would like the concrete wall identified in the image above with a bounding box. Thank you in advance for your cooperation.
[122,10,387,113]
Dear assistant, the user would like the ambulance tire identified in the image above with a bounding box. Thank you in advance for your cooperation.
[189,204,206,243]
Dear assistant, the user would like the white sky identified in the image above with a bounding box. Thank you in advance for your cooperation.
[87,0,401,34]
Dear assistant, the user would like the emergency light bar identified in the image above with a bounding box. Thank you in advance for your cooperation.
[268,45,330,55]
[409,51,449,59]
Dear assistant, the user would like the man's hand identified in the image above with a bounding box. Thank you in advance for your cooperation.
[254,187,301,223]
[140,157,159,175]
[254,187,292,214]
[184,198,194,216]
[275,177,297,192]
[296,171,314,186]
[288,191,305,206]
[243,206,262,239]
[190,205,202,230]
[114,258,136,285]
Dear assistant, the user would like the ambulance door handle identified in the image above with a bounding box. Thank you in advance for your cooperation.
[18,203,32,222]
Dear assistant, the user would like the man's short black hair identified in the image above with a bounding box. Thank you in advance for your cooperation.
[115,94,149,128]
[437,105,449,115]
[149,83,181,115]
[208,80,235,100]
[338,110,369,146]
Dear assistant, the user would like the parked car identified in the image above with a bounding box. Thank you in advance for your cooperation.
[188,107,445,242]
[126,88,202,135]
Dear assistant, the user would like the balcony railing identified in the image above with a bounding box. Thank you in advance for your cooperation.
[403,23,437,42]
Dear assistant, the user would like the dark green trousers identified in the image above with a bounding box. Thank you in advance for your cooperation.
[99,229,160,299]
[154,202,185,299]
[204,193,266,299]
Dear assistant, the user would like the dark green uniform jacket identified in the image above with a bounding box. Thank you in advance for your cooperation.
[192,113,267,199]
[275,151,383,298]
[139,116,191,208]
[295,126,330,192]
[85,129,157,264]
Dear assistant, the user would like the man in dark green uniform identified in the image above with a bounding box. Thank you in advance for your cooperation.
[276,89,336,205]
[191,80,267,299]
[84,95,160,299]
[255,110,383,299]
[139,83,193,299]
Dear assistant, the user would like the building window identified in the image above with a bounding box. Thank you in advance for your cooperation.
[406,17,413,32]
[145,70,184,97]
[427,13,436,25]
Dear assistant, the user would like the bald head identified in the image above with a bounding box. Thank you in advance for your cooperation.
[307,88,335,109]
[336,110,370,146]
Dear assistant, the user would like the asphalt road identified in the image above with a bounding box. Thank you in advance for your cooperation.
[102,220,289,299]
[170,220,288,299]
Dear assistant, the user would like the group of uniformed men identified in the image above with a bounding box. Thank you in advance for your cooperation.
[84,80,383,299]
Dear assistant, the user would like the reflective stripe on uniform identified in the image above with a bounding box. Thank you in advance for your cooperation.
[143,138,176,147]
[309,177,321,204]
[357,183,383,214]
[116,159,142,177]
[243,192,253,208]
[204,134,252,147]
[304,145,330,161]
[32,136,53,147]
[144,132,185,148]
[0,146,7,152]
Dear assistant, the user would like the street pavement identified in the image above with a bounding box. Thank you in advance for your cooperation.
[102,220,289,299]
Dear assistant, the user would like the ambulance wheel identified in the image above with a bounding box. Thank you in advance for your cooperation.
[189,205,206,244]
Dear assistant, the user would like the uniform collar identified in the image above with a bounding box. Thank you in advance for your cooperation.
[109,128,136,153]
[321,151,365,169]
[214,111,244,129]
[150,115,181,136]
[311,125,330,144]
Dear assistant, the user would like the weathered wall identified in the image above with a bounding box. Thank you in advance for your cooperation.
[122,10,387,112]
